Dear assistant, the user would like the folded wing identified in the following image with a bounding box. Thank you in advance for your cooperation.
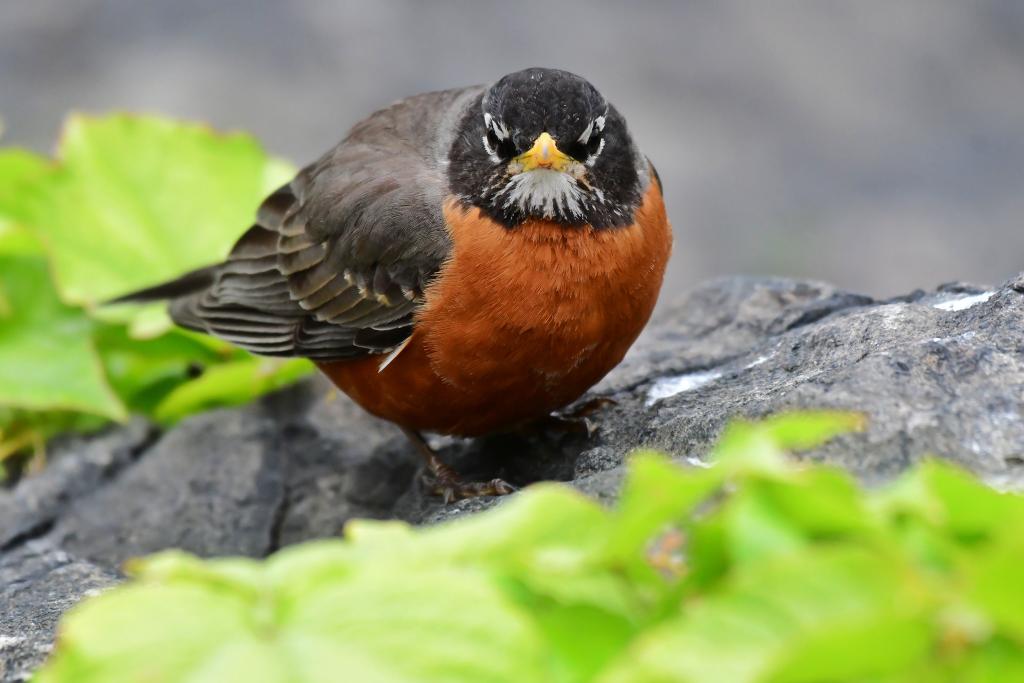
[133,87,482,361]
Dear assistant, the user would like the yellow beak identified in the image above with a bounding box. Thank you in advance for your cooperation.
[515,132,572,172]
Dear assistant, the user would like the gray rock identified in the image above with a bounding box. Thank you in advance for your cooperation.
[0,541,119,681]
[3,272,1024,678]
[47,410,288,566]
[38,376,424,568]
[0,419,154,551]
[604,277,1024,487]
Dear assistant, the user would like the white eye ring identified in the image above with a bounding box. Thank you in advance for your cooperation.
[585,138,606,167]
[481,134,499,161]
[577,120,595,145]
[483,113,508,140]
[577,113,608,145]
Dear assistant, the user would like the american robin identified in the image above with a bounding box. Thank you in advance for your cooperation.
[115,67,672,500]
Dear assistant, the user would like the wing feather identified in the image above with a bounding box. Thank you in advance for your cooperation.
[145,86,485,361]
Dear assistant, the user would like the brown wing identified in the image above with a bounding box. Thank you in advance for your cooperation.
[146,86,483,360]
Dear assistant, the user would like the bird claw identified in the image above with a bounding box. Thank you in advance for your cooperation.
[565,396,618,418]
[529,396,617,438]
[432,475,518,503]
[535,414,598,437]
[401,427,518,503]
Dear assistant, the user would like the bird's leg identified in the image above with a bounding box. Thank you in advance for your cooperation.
[400,428,517,503]
[529,396,619,437]
[567,396,619,417]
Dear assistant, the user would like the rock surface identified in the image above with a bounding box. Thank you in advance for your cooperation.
[3,273,1024,677]
[0,541,119,682]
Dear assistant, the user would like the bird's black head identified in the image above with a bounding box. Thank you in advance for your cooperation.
[448,68,644,229]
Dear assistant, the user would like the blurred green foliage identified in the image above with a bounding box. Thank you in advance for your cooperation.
[0,115,312,474]
[35,412,1024,682]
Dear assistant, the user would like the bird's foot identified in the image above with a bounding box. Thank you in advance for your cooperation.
[565,396,618,418]
[428,466,518,504]
[402,427,517,503]
[532,396,619,438]
[535,413,598,437]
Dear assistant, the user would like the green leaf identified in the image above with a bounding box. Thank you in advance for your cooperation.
[876,459,1024,540]
[95,325,230,415]
[965,536,1024,642]
[756,467,872,538]
[344,487,644,681]
[711,410,865,474]
[26,114,294,331]
[724,487,810,566]
[36,582,256,683]
[40,553,554,683]
[514,591,637,681]
[0,148,50,233]
[0,119,315,450]
[722,468,876,569]
[609,452,723,590]
[599,548,932,683]
[152,356,313,424]
[0,150,50,273]
[35,414,1024,682]
[756,410,866,451]
[0,249,125,420]
[0,153,128,446]
[287,566,552,682]
[612,452,723,555]
[343,484,612,573]
[955,638,1024,682]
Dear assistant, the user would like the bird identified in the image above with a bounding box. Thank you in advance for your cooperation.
[114,67,672,500]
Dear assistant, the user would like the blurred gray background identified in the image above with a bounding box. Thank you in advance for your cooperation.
[2,0,1023,300]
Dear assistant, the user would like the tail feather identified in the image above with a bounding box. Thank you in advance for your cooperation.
[106,265,219,305]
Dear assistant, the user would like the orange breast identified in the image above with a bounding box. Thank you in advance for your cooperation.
[318,179,672,436]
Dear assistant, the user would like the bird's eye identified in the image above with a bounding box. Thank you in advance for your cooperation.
[486,127,502,150]
[565,117,606,164]
[482,115,515,160]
